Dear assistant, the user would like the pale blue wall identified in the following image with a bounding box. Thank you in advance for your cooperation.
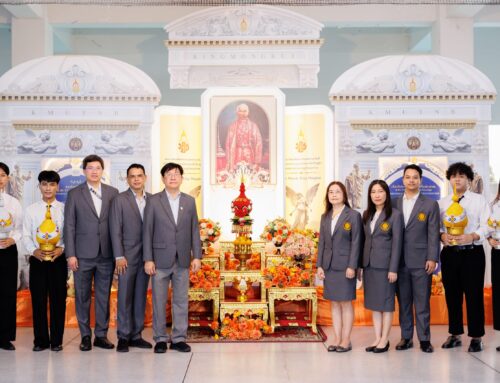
[1,25,498,122]
[0,27,11,76]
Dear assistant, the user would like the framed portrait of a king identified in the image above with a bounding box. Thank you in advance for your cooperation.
[208,92,278,187]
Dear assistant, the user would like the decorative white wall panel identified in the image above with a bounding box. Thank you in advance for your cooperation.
[165,5,323,89]
[329,54,497,207]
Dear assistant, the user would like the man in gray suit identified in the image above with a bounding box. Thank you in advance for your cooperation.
[393,164,440,353]
[143,162,202,354]
[109,164,152,353]
[65,154,119,351]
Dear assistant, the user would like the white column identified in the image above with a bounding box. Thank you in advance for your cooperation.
[11,16,53,66]
[432,5,474,65]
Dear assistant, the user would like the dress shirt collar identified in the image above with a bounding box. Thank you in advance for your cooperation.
[403,192,419,202]
[165,190,180,201]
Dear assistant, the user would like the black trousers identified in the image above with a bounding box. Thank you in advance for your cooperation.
[441,245,485,338]
[29,255,68,347]
[0,245,18,343]
[492,248,500,330]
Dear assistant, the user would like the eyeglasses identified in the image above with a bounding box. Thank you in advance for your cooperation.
[165,172,181,179]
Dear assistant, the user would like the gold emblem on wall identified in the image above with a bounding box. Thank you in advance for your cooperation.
[178,130,190,153]
[240,18,248,32]
[72,79,80,94]
[409,77,417,93]
[295,129,307,153]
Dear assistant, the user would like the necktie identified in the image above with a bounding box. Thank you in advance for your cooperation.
[90,188,101,200]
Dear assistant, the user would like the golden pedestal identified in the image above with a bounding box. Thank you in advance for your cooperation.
[268,287,318,334]
[188,288,220,323]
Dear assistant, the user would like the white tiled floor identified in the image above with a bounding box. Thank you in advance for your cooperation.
[1,326,500,383]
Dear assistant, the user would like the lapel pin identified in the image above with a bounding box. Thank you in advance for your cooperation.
[180,206,184,210]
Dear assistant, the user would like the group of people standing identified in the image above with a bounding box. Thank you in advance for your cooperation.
[0,155,201,354]
[0,157,499,355]
[317,162,500,353]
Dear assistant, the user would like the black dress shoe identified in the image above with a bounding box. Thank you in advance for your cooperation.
[327,345,337,352]
[154,342,167,354]
[0,341,15,351]
[442,335,461,349]
[420,341,434,353]
[93,337,115,350]
[395,338,413,351]
[50,345,63,352]
[468,339,483,353]
[365,345,376,352]
[170,341,191,353]
[336,343,352,353]
[80,336,92,351]
[33,345,49,352]
[116,339,129,353]
[496,345,500,352]
[129,338,153,349]
[373,341,390,353]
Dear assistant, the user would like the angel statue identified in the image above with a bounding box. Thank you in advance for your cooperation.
[95,130,133,154]
[17,129,57,154]
[286,184,320,230]
[188,185,201,199]
[8,164,32,200]
[356,129,395,153]
[345,163,371,209]
[432,129,471,153]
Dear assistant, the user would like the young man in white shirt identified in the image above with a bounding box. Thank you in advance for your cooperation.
[439,162,490,352]
[0,162,23,351]
[23,170,67,352]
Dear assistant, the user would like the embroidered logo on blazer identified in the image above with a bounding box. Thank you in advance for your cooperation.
[380,221,390,232]
[343,222,351,231]
[417,212,426,222]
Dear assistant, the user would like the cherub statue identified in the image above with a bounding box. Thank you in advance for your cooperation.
[8,164,32,200]
[432,129,471,153]
[95,130,133,154]
[286,184,320,230]
[356,129,395,153]
[18,129,57,154]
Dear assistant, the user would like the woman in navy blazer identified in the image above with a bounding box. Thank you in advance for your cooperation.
[317,181,363,353]
[360,180,403,353]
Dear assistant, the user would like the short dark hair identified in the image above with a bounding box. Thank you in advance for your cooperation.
[0,162,10,176]
[161,162,184,177]
[127,163,146,176]
[446,162,473,182]
[38,170,60,184]
[403,164,422,178]
[83,154,104,170]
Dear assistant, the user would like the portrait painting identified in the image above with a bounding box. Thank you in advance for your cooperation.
[210,95,277,186]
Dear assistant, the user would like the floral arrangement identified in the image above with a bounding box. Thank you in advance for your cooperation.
[210,310,272,340]
[189,263,220,291]
[296,228,320,248]
[263,264,312,288]
[199,218,221,248]
[246,253,261,270]
[283,230,317,267]
[224,252,241,270]
[260,218,291,247]
[431,272,444,296]
[224,252,261,271]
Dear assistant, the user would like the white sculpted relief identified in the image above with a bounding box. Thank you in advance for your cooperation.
[17,129,57,154]
[356,129,396,153]
[94,130,133,154]
[432,129,471,153]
